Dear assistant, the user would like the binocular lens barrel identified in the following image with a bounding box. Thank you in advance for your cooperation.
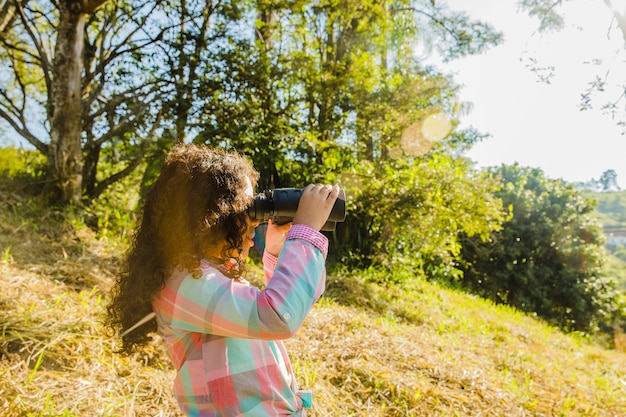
[248,188,346,231]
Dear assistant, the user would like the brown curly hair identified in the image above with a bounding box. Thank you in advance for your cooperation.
[105,144,259,354]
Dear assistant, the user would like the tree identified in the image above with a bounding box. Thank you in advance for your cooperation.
[518,0,626,39]
[190,0,502,180]
[0,0,169,203]
[1,0,503,206]
[599,169,621,192]
[458,164,620,332]
[1,0,110,203]
[337,152,504,282]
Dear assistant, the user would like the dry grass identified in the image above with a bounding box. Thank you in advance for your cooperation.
[1,177,625,416]
[294,286,626,416]
[0,263,178,416]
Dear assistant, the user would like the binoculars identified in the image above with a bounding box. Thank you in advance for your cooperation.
[248,188,346,231]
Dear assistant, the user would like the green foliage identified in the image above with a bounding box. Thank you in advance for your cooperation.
[614,244,626,263]
[186,0,503,188]
[425,1,504,61]
[0,147,46,179]
[1,0,504,205]
[517,0,566,32]
[80,148,145,245]
[332,152,504,283]
[458,164,621,333]
[606,251,626,292]
[0,146,141,248]
[584,190,626,290]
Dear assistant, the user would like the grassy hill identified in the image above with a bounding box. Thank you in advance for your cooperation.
[1,177,625,416]
[587,190,626,228]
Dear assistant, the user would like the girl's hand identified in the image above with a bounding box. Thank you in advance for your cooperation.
[292,184,341,231]
[265,219,292,257]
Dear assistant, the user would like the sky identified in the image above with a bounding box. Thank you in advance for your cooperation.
[434,0,626,189]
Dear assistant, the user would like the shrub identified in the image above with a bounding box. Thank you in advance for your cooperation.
[458,164,620,333]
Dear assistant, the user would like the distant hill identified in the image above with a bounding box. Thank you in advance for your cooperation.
[587,190,626,229]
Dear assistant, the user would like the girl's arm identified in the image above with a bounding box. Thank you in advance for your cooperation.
[156,225,327,339]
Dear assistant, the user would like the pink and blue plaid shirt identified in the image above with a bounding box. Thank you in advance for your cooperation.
[153,225,327,416]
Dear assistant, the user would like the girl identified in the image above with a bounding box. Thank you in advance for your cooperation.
[106,144,340,416]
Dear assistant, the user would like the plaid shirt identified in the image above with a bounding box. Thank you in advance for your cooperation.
[153,225,327,416]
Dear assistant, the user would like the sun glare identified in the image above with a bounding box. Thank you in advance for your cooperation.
[400,112,451,157]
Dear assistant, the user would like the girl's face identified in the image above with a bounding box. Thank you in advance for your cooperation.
[239,216,260,260]
[239,176,260,260]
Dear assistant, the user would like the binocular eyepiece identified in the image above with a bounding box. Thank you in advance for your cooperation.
[248,188,346,231]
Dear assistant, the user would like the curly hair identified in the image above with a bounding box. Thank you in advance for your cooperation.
[105,144,259,354]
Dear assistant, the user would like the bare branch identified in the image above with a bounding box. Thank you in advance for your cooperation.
[88,153,144,199]
[81,0,170,89]
[16,1,53,95]
[94,106,148,146]
[0,106,48,153]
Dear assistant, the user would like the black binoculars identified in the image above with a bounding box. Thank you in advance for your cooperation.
[248,188,346,231]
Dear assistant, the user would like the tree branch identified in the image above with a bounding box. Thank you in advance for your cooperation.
[17,1,53,96]
[0,0,19,34]
[0,106,48,153]
[88,153,144,199]
[81,1,171,89]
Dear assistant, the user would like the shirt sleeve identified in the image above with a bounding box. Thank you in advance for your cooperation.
[159,225,328,340]
[262,224,328,282]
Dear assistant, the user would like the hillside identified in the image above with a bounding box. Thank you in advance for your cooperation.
[588,190,626,229]
[1,178,625,416]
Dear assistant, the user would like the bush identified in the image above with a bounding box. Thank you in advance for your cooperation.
[0,147,46,179]
[331,153,503,284]
[458,164,620,333]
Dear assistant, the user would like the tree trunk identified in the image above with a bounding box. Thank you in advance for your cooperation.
[47,1,87,204]
[47,0,109,204]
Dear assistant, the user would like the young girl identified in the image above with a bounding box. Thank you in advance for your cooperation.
[106,144,339,416]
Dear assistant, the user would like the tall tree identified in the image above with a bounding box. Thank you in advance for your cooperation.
[192,0,502,178]
[0,0,169,203]
[48,0,109,204]
[599,169,621,192]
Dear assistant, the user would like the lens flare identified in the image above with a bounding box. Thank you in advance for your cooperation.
[422,113,451,141]
[400,112,451,157]
[400,122,432,157]
[337,172,362,196]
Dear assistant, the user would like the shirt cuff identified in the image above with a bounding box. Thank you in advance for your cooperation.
[262,250,278,272]
[286,224,329,259]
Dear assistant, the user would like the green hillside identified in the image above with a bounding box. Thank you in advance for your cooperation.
[0,178,625,416]
[587,190,626,228]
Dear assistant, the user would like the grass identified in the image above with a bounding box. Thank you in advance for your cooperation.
[0,175,625,416]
